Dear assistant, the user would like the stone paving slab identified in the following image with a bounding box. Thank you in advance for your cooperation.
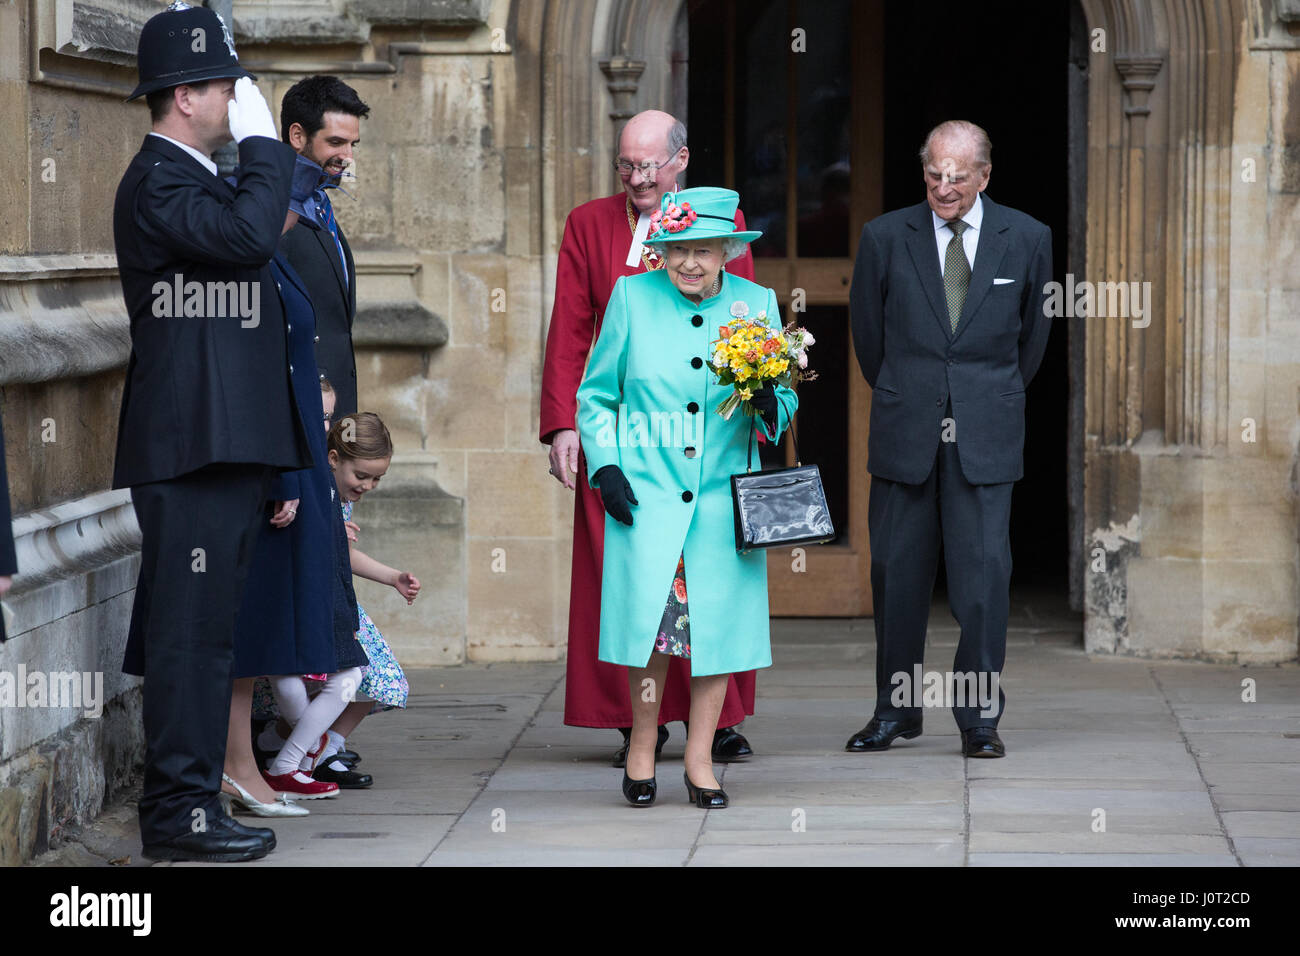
[968,831,1232,854]
[27,612,1300,867]
[687,843,965,866]
[969,852,1239,867]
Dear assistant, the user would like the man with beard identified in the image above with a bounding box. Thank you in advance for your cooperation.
[280,76,370,421]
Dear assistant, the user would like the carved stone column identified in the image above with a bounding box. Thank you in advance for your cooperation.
[1114,53,1162,445]
[599,55,645,124]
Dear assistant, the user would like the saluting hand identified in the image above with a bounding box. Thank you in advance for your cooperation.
[592,465,637,526]
[227,76,278,143]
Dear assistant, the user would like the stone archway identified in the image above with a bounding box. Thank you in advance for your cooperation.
[530,0,1299,662]
[1074,1,1296,661]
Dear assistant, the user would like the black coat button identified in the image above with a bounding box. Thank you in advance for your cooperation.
[684,446,696,458]
[682,490,693,502]
[691,315,703,327]
[687,402,700,414]
[691,357,703,369]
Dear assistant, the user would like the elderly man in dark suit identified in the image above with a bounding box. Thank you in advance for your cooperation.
[113,4,311,861]
[847,120,1052,758]
[279,76,369,420]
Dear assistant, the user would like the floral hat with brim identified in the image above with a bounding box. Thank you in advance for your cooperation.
[640,186,762,247]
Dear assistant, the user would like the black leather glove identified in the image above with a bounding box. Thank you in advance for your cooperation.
[748,384,780,431]
[592,465,638,526]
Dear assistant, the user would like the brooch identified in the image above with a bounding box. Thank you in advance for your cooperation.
[730,301,750,318]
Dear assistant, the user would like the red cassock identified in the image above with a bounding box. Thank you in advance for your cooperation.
[540,192,759,728]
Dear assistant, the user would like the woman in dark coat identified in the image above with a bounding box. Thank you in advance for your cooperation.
[217,156,368,813]
[0,413,16,641]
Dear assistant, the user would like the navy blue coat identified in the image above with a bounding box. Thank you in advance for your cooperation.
[230,255,365,678]
[849,195,1053,486]
[0,414,15,642]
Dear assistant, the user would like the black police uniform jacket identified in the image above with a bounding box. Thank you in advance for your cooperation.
[111,134,313,488]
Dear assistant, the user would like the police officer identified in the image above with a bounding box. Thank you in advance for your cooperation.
[113,1,312,862]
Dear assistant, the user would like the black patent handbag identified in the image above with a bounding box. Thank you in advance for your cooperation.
[730,397,836,553]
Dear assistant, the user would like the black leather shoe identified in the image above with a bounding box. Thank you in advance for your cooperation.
[621,770,657,807]
[960,727,1006,758]
[612,725,669,768]
[313,763,374,788]
[683,771,728,809]
[712,727,753,762]
[142,814,273,863]
[335,749,361,767]
[223,816,276,850]
[845,716,923,752]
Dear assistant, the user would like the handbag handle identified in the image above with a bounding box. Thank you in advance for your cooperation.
[746,393,801,473]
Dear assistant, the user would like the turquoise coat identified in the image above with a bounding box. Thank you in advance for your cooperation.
[576,269,798,677]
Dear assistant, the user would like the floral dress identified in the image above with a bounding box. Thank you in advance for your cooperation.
[654,554,691,658]
[342,499,410,711]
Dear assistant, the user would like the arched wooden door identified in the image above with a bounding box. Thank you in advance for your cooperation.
[686,0,882,615]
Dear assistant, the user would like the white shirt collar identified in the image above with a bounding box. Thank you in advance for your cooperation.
[148,132,218,176]
[932,192,984,235]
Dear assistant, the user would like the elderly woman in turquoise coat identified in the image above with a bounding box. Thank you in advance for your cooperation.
[577,187,797,809]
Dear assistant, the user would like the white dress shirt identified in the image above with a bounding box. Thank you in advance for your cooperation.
[932,192,983,276]
[148,132,217,176]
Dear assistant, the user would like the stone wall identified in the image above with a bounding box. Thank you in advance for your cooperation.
[1079,0,1300,663]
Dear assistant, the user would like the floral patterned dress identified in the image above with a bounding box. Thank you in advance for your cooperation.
[343,499,409,711]
[654,553,691,659]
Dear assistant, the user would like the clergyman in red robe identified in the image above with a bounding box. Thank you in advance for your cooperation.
[539,110,759,765]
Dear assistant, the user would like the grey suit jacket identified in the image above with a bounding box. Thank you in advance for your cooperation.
[849,195,1053,485]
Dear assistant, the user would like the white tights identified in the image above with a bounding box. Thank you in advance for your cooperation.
[269,668,362,777]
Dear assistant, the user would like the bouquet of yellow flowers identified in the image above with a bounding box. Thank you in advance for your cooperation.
[709,312,816,420]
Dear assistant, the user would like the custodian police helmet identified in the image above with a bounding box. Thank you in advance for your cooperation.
[127,1,255,101]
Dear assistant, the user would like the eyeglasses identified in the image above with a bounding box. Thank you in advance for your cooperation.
[665,246,717,262]
[612,155,678,179]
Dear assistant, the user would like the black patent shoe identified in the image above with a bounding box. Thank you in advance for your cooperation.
[335,749,361,767]
[960,727,1006,758]
[142,814,273,863]
[313,763,374,788]
[612,725,670,768]
[683,771,728,809]
[712,726,753,762]
[621,770,657,807]
[845,716,923,752]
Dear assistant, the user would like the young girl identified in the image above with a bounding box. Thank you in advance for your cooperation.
[307,411,418,781]
[250,380,368,800]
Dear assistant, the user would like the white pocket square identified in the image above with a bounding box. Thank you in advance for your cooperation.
[993,278,1016,285]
